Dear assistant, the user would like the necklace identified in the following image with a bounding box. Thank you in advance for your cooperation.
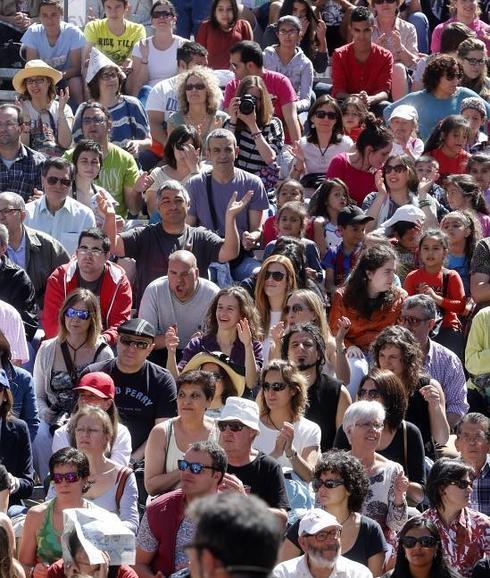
[317,143,330,157]
[268,414,282,431]
[340,512,352,525]
[66,338,88,367]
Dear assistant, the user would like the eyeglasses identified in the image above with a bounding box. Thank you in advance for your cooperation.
[445,72,463,81]
[400,536,438,549]
[262,381,288,392]
[75,427,103,435]
[448,479,473,490]
[46,176,71,187]
[0,208,21,217]
[265,270,286,281]
[217,421,246,432]
[464,57,486,66]
[152,10,173,18]
[285,303,308,314]
[100,71,118,80]
[26,77,47,85]
[313,479,345,491]
[355,421,384,431]
[458,432,488,443]
[384,164,407,174]
[315,110,337,120]
[400,316,430,326]
[82,116,106,125]
[52,472,80,484]
[119,336,152,349]
[358,388,380,400]
[177,459,215,474]
[77,247,106,257]
[65,308,91,320]
[278,28,299,36]
[303,529,342,541]
[0,121,19,129]
[186,83,206,91]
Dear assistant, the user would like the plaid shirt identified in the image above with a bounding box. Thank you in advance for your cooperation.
[471,457,490,517]
[0,144,45,202]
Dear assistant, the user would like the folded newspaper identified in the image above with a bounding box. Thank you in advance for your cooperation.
[62,508,136,566]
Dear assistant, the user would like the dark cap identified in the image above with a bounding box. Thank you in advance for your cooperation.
[338,205,374,228]
[117,318,156,339]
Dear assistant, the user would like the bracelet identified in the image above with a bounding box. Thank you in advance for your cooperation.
[286,449,298,459]
[251,131,262,139]
[419,200,431,208]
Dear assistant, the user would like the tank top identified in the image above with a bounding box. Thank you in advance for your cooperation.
[305,373,342,452]
[406,377,435,460]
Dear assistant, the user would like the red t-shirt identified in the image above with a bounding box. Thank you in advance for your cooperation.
[262,214,278,247]
[429,148,470,181]
[326,152,376,205]
[196,20,253,70]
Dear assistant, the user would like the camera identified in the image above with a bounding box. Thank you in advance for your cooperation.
[239,94,257,115]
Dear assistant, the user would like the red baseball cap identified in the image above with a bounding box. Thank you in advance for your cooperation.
[74,372,115,399]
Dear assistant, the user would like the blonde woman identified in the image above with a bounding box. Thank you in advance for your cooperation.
[432,0,490,53]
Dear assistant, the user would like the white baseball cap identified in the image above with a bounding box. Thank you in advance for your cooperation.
[380,205,426,230]
[389,104,418,123]
[299,509,342,536]
[218,397,260,432]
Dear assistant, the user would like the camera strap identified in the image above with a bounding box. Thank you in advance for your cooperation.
[205,172,219,234]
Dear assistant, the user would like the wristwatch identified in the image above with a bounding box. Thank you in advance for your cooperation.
[286,449,297,460]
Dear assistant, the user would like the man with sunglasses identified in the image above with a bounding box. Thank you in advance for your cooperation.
[42,227,131,346]
[135,440,226,578]
[24,158,96,256]
[273,509,371,578]
[217,396,289,527]
[400,295,468,428]
[84,318,177,464]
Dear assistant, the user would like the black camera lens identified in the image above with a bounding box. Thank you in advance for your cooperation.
[239,94,256,115]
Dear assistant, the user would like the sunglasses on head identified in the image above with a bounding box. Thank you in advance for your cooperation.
[177,459,214,474]
[119,336,152,349]
[186,83,206,91]
[52,472,80,484]
[262,381,288,392]
[313,479,345,490]
[65,308,91,320]
[400,536,438,549]
[448,479,473,489]
[217,421,246,432]
[384,164,407,174]
[46,176,71,187]
[315,110,337,120]
[265,270,285,281]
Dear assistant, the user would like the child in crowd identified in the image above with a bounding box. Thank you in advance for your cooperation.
[445,174,490,237]
[340,96,367,143]
[322,205,373,297]
[414,156,448,210]
[460,97,488,153]
[424,115,471,181]
[261,178,304,247]
[388,104,424,160]
[404,229,466,359]
[441,210,481,296]
[467,153,490,211]
[307,178,352,258]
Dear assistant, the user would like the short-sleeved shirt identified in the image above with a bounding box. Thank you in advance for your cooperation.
[21,21,86,71]
[187,169,269,237]
[84,358,177,450]
[132,35,187,86]
[84,18,145,65]
[145,76,179,121]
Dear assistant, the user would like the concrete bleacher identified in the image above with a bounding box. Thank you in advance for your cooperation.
[0,68,18,102]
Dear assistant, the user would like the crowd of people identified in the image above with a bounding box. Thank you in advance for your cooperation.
[0,0,489,577]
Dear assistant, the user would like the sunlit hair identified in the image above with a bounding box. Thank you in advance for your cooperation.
[255,255,298,332]
[58,288,102,347]
[19,74,56,101]
[424,115,470,155]
[445,173,489,214]
[422,55,463,93]
[449,0,479,17]
[441,209,481,263]
[382,154,419,192]
[308,179,353,221]
[341,96,368,125]
[426,457,474,510]
[458,38,489,98]
[355,113,393,158]
[176,66,222,115]
[275,178,304,205]
[276,201,307,236]
[281,321,326,369]
[257,359,308,422]
[69,404,114,451]
[203,286,263,340]
[418,228,449,254]
[306,95,344,146]
[235,75,274,128]
[343,400,385,437]
[162,124,202,170]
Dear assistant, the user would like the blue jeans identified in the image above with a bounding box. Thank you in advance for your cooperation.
[408,12,429,54]
[173,0,213,38]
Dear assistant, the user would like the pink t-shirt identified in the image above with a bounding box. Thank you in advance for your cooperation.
[325,153,376,205]
[431,17,490,53]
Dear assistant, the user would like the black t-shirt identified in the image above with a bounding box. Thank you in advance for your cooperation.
[227,452,290,510]
[305,373,342,452]
[84,358,177,449]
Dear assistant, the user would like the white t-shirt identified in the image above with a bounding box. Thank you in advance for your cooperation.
[132,36,187,86]
[300,135,353,174]
[145,76,178,120]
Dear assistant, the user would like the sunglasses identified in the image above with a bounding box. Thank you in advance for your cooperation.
[358,388,380,400]
[400,316,430,326]
[315,110,337,120]
[445,72,463,81]
[119,336,152,349]
[52,472,80,484]
[448,479,473,490]
[262,381,288,392]
[285,303,307,314]
[65,308,91,320]
[313,479,345,490]
[374,0,397,4]
[303,529,342,541]
[384,164,407,174]
[464,57,486,66]
[177,459,214,474]
[46,176,71,187]
[217,421,246,432]
[152,10,173,18]
[400,536,438,549]
[265,270,285,281]
[186,83,206,91]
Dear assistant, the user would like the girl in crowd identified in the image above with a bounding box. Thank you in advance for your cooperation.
[0,515,23,578]
[341,96,368,143]
[279,450,387,577]
[196,0,253,70]
[326,115,393,205]
[458,38,490,100]
[445,174,490,237]
[308,178,351,258]
[467,153,490,210]
[290,96,353,183]
[261,179,304,247]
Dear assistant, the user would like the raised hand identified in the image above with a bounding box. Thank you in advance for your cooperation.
[165,325,179,352]
[393,470,409,503]
[335,316,351,344]
[237,318,253,346]
[227,190,254,219]
[58,87,70,110]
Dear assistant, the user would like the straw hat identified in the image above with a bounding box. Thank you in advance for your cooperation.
[13,60,63,93]
[182,351,246,398]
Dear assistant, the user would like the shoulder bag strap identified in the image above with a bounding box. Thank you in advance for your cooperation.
[115,466,133,510]
[205,172,219,233]
[402,420,408,475]
[60,341,77,382]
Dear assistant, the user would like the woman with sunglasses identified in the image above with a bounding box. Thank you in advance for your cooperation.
[334,368,426,506]
[279,450,387,577]
[144,371,217,497]
[19,448,94,578]
[362,154,439,232]
[33,289,113,481]
[255,359,320,482]
[386,517,462,578]
[290,96,353,184]
[420,458,489,578]
[458,38,490,100]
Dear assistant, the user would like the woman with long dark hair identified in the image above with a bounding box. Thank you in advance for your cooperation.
[458,37,490,100]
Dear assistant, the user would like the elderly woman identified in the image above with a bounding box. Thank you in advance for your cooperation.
[343,400,409,548]
[420,458,490,578]
[168,66,228,143]
[279,450,387,577]
[384,55,490,141]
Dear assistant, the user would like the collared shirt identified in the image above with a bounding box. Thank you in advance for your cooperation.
[423,338,469,419]
[372,17,419,66]
[7,231,26,270]
[0,144,45,201]
[24,195,96,256]
[471,457,490,517]
[273,553,373,578]
[421,507,490,578]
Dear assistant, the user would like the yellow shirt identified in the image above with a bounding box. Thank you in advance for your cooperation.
[84,18,145,65]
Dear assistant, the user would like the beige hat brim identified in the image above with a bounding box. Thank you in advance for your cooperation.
[13,65,63,94]
[182,352,246,398]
